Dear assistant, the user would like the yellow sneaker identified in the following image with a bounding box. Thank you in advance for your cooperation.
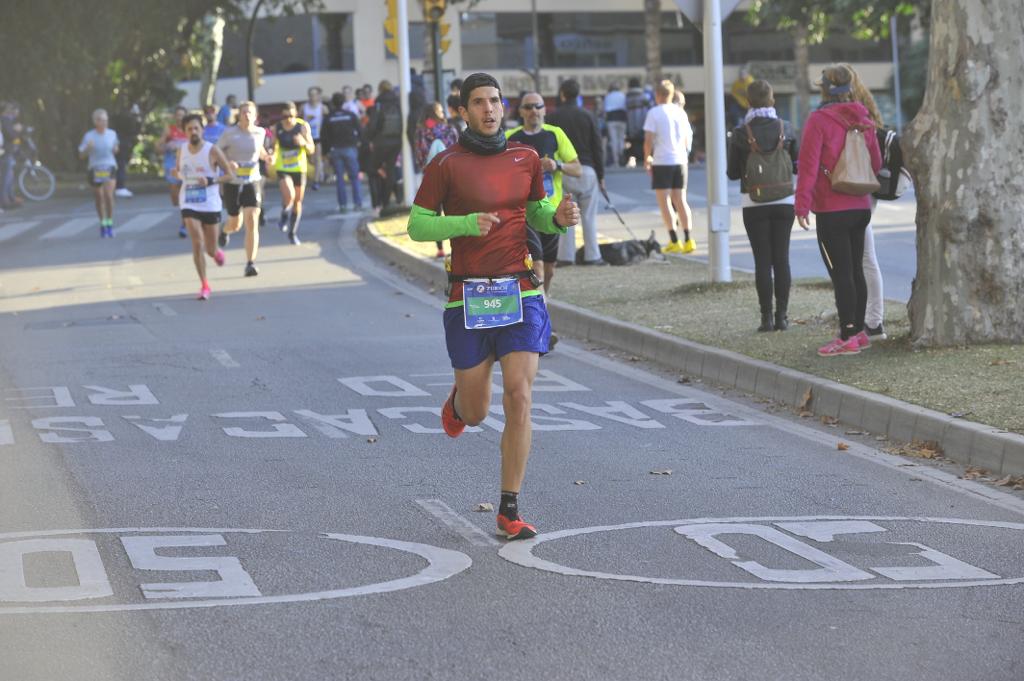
[663,241,683,254]
[681,238,697,254]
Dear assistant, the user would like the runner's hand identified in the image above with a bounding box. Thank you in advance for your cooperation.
[476,212,500,236]
[556,193,580,228]
[540,156,557,173]
[797,214,811,230]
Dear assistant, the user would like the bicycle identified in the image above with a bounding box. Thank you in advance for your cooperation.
[15,127,55,201]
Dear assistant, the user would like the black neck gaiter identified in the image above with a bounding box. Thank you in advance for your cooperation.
[459,126,507,156]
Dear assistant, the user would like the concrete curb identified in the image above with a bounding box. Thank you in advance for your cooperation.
[359,220,1024,478]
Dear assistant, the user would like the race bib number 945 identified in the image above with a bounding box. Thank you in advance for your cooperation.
[463,278,523,330]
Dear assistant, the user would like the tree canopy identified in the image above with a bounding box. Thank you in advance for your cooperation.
[0,0,318,170]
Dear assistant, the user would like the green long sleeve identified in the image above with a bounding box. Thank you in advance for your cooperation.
[407,204,480,242]
[526,197,566,235]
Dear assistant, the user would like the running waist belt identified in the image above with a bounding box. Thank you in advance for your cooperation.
[445,270,540,296]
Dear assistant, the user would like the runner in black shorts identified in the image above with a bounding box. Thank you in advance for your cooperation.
[175,114,236,300]
[273,102,315,245]
[216,101,270,277]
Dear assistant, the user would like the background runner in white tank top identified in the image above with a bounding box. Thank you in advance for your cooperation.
[178,142,223,213]
[303,102,324,140]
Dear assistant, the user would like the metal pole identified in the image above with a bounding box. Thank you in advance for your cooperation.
[433,21,444,105]
[398,0,415,206]
[890,13,904,133]
[245,0,266,101]
[531,0,541,91]
[703,0,731,282]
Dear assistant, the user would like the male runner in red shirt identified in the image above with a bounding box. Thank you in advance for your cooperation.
[408,73,580,540]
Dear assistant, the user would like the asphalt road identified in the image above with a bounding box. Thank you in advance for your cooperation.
[0,186,1021,681]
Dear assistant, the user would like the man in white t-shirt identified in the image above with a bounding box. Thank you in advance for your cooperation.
[643,80,695,254]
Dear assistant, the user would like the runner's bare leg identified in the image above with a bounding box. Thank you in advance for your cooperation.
[497,350,539,493]
[452,356,495,426]
[243,206,260,263]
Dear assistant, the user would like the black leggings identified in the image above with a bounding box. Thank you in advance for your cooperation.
[815,209,871,339]
[742,204,794,314]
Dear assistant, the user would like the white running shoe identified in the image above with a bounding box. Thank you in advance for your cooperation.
[114,188,134,198]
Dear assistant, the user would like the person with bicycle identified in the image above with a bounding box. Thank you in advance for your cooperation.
[1,102,23,209]
[79,109,120,238]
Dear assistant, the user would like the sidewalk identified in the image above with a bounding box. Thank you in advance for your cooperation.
[361,214,1024,482]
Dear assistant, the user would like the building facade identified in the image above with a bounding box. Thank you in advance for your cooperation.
[179,0,899,121]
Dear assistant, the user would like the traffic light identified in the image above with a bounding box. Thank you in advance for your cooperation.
[423,0,446,22]
[423,0,450,53]
[384,0,398,56]
[249,56,265,87]
[439,16,451,54]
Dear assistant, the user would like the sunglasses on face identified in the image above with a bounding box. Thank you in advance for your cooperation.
[520,103,545,111]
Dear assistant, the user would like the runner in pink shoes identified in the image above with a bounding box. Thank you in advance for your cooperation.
[173,114,236,300]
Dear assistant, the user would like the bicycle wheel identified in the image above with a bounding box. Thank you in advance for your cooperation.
[19,164,56,201]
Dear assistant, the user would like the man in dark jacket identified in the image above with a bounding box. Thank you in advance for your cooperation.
[367,80,403,211]
[322,92,364,213]
[546,79,605,265]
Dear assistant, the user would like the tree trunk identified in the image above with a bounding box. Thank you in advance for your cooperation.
[792,23,810,133]
[644,0,662,84]
[198,10,226,108]
[903,0,1024,345]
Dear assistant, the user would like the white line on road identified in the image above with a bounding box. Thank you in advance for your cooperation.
[153,303,177,317]
[0,420,13,446]
[118,212,167,234]
[0,221,40,243]
[210,349,239,368]
[415,499,500,547]
[40,217,98,240]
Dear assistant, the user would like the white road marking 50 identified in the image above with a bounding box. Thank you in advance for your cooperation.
[499,516,1023,590]
[0,528,471,614]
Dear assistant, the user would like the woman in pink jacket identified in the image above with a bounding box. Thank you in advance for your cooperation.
[795,64,883,357]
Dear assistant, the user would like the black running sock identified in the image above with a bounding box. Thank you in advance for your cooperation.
[668,229,679,243]
[279,209,289,225]
[289,210,300,234]
[499,491,519,520]
[683,229,691,241]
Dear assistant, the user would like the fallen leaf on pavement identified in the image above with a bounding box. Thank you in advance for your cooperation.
[256,316,266,320]
[474,503,494,512]
[990,359,1014,366]
[799,410,813,418]
[793,318,808,325]
[798,388,812,411]
[950,411,973,418]
[961,466,986,480]
[628,355,642,362]
[366,436,378,443]
[994,475,1013,487]
[837,442,850,451]
[649,469,673,476]
[885,441,942,459]
[821,416,839,426]
[845,430,867,435]
[574,480,587,486]
[677,376,691,384]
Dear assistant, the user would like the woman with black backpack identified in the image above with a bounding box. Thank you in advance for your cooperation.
[727,79,801,332]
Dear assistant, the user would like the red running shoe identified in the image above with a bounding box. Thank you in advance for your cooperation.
[440,385,465,438]
[496,514,538,540]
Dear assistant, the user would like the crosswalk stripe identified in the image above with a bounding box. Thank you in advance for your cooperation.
[40,217,97,240]
[118,212,167,234]
[0,221,40,243]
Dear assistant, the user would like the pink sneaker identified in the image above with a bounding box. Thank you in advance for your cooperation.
[852,330,871,351]
[817,336,860,357]
[198,282,211,301]
[214,249,226,266]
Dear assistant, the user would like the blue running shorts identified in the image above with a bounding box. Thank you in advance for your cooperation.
[443,294,551,370]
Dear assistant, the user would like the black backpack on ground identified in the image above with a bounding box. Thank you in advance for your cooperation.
[873,128,913,200]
